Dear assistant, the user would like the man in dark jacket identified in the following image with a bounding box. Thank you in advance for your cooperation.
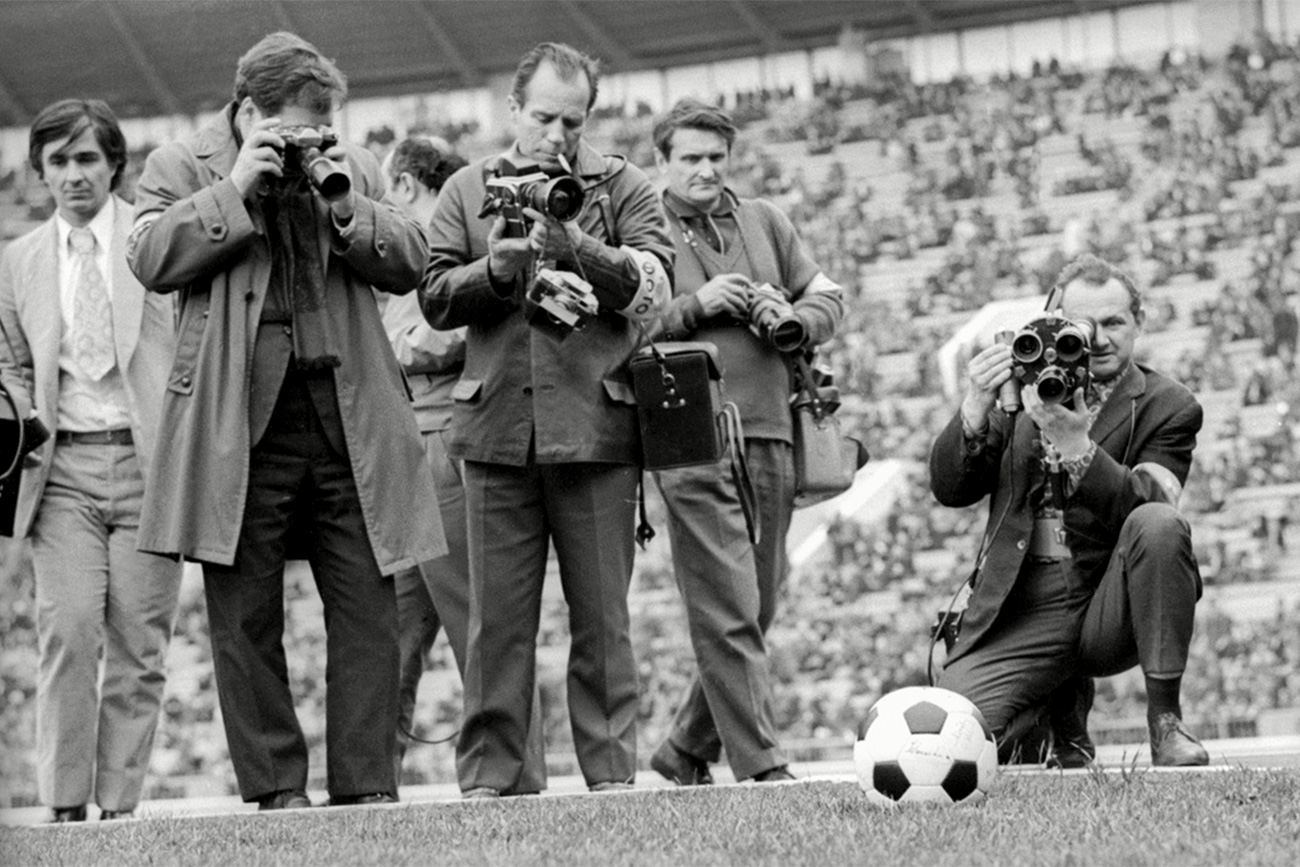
[930,254,1209,768]
[420,42,673,797]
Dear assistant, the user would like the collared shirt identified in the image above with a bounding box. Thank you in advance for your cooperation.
[54,200,131,433]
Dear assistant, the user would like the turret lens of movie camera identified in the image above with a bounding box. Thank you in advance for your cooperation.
[1054,327,1087,363]
[1036,369,1068,403]
[1012,331,1043,363]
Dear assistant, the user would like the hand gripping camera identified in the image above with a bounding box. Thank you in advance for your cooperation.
[996,312,1094,411]
[746,283,807,353]
[270,125,351,203]
[478,156,586,238]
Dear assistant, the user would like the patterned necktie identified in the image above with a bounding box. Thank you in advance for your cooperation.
[69,227,115,381]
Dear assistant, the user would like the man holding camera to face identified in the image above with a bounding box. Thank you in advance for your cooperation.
[930,253,1209,769]
[644,99,843,786]
[420,42,672,797]
[129,32,444,809]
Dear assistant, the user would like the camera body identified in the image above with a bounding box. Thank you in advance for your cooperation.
[526,267,598,340]
[746,283,806,353]
[270,124,351,203]
[479,157,585,238]
[997,311,1094,410]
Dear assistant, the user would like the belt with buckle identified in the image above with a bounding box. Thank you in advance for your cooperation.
[56,428,133,446]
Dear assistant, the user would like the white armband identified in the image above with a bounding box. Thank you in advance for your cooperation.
[616,246,670,321]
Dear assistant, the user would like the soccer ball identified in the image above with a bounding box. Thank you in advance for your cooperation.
[854,686,998,806]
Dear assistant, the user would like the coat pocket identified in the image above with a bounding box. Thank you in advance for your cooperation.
[167,296,209,395]
[450,378,483,403]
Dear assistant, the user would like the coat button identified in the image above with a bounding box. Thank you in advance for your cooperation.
[180,375,192,388]
[1016,540,1026,550]
[522,386,533,396]
[283,325,292,336]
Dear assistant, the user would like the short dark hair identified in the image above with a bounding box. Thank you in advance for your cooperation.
[1055,253,1142,316]
[233,31,347,115]
[28,98,128,191]
[387,137,467,195]
[652,98,738,159]
[510,42,599,112]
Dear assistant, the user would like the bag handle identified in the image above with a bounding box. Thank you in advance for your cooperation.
[721,402,760,546]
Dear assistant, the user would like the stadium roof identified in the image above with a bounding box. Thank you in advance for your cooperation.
[0,0,1162,127]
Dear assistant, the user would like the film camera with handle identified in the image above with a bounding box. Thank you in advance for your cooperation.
[269,124,351,203]
[480,156,595,340]
[996,311,1095,412]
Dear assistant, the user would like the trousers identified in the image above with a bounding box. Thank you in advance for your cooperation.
[203,369,399,802]
[653,439,794,779]
[456,459,640,792]
[939,502,1202,754]
[32,440,181,810]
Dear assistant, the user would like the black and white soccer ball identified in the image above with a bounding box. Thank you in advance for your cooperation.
[854,686,998,806]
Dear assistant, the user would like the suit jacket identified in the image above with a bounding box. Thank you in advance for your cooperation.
[127,105,445,572]
[929,362,1203,663]
[0,195,175,538]
[419,142,674,466]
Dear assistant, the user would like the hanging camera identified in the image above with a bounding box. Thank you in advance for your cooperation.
[525,267,598,341]
[269,124,351,203]
[479,156,586,238]
[997,312,1094,410]
[746,283,806,353]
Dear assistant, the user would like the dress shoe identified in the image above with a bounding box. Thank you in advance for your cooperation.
[752,766,796,783]
[650,741,713,786]
[462,786,501,799]
[589,781,634,793]
[257,789,312,811]
[1150,713,1209,767]
[327,793,398,807]
[1046,736,1096,769]
[49,805,87,823]
[99,809,135,820]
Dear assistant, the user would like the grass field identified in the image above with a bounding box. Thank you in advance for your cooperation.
[1,768,1297,866]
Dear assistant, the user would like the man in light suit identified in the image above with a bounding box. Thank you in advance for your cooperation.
[0,99,181,822]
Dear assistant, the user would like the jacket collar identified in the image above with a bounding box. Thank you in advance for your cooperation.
[192,102,241,179]
[1090,362,1146,449]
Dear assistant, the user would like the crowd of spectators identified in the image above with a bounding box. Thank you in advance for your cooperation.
[3,36,1300,804]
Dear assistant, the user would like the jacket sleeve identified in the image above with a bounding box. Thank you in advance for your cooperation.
[1070,392,1202,536]
[0,248,35,417]
[762,202,843,348]
[128,141,260,292]
[330,147,429,295]
[571,162,675,314]
[419,166,519,330]
[380,289,466,376]
[929,408,1011,508]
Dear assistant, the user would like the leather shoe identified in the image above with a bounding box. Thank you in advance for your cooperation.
[99,809,135,820]
[327,793,398,807]
[50,805,86,823]
[1046,736,1096,769]
[462,787,501,799]
[1150,713,1209,767]
[650,741,713,786]
[257,789,312,811]
[752,766,796,783]
[589,781,634,792]
[1046,676,1095,769]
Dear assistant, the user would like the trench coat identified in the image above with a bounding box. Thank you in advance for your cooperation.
[127,106,445,573]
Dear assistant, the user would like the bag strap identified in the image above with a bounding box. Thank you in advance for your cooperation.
[720,402,760,546]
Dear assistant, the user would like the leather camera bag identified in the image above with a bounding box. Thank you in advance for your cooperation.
[791,355,868,508]
[630,341,725,470]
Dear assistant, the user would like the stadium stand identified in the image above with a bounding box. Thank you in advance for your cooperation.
[3,21,1300,805]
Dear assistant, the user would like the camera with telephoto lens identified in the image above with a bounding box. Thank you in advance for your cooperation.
[746,283,806,353]
[478,156,586,238]
[526,267,598,340]
[270,125,351,203]
[996,312,1094,411]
